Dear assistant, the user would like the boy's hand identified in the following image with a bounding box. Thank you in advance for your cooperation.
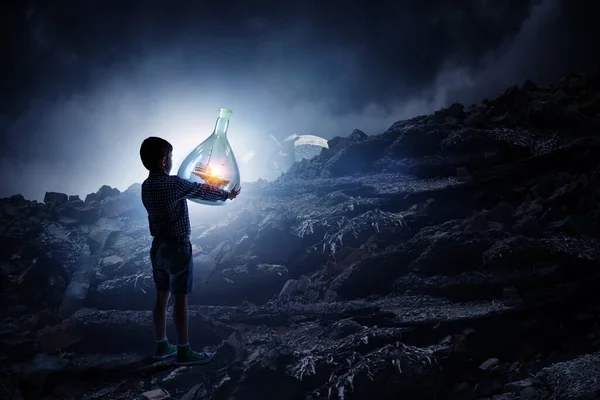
[228,183,241,200]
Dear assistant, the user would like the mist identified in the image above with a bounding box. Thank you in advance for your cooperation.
[1,0,599,201]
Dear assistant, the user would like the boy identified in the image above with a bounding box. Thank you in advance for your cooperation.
[139,136,241,366]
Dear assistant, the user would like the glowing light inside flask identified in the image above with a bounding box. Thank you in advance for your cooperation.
[209,163,224,177]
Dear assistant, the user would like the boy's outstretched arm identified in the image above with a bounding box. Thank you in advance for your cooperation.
[175,176,229,202]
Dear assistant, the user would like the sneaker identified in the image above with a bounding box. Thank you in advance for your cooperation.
[153,340,177,360]
[174,345,214,366]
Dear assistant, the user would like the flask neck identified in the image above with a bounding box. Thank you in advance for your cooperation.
[213,117,230,137]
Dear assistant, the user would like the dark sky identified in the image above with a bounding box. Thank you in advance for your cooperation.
[1,0,599,201]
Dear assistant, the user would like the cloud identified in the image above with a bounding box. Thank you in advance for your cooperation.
[424,0,600,107]
[2,0,599,200]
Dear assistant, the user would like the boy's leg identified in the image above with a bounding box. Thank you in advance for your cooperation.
[169,242,213,366]
[150,240,177,360]
[151,240,170,340]
[169,241,194,345]
[173,294,189,345]
[153,290,170,340]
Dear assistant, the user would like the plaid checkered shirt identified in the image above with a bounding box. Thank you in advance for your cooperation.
[141,171,229,238]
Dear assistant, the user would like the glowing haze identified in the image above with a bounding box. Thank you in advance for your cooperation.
[1,0,599,201]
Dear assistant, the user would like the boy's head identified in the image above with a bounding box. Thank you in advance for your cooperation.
[140,137,173,174]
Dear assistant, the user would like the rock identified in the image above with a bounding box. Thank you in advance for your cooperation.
[141,388,171,399]
[10,353,69,394]
[7,305,29,317]
[409,232,492,275]
[482,236,550,269]
[350,129,368,141]
[440,129,495,154]
[20,258,68,310]
[198,263,290,305]
[34,309,62,330]
[548,178,589,211]
[491,113,517,126]
[488,202,515,223]
[43,192,68,205]
[124,182,142,195]
[9,194,26,204]
[57,203,101,224]
[522,79,537,91]
[277,276,311,299]
[504,378,533,393]
[435,103,465,119]
[96,185,120,200]
[550,90,571,104]
[456,166,469,176]
[100,194,143,218]
[279,279,300,297]
[20,353,70,374]
[2,203,20,218]
[37,323,82,353]
[332,247,409,299]
[548,215,588,235]
[530,182,554,199]
[249,215,303,264]
[84,192,98,203]
[100,255,125,267]
[479,358,500,371]
[536,352,600,399]
[448,103,466,118]
[323,289,339,302]
[68,195,80,202]
[519,387,539,400]
[492,394,517,400]
[516,198,545,218]
[59,227,117,318]
[0,336,37,361]
[323,135,390,176]
[512,216,542,236]
[581,95,600,116]
[87,272,156,310]
[303,289,320,302]
[386,125,445,157]
[225,330,245,361]
[464,111,488,127]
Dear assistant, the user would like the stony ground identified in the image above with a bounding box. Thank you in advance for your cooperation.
[2,68,600,399]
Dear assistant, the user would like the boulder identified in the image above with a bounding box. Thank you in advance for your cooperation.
[84,192,98,203]
[248,215,303,264]
[57,203,100,224]
[20,258,69,311]
[96,185,120,200]
[522,79,537,91]
[409,232,492,275]
[43,192,68,205]
[536,352,600,399]
[350,128,368,141]
[331,247,409,299]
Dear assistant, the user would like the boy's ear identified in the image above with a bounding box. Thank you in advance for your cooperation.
[161,156,167,167]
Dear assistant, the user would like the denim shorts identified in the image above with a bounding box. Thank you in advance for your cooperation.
[150,236,194,295]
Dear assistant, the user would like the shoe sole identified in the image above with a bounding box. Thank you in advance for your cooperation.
[153,352,177,360]
[174,357,214,366]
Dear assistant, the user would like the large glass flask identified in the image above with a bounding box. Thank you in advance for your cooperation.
[177,107,241,206]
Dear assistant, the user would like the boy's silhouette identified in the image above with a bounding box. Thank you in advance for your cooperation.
[139,137,240,365]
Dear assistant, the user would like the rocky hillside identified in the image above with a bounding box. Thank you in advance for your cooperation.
[2,67,600,400]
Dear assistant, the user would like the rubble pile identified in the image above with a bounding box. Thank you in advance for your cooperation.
[2,68,600,399]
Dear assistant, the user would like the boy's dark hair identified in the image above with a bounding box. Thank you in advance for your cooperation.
[140,137,173,172]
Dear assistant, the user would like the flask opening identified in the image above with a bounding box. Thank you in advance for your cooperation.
[219,108,233,120]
